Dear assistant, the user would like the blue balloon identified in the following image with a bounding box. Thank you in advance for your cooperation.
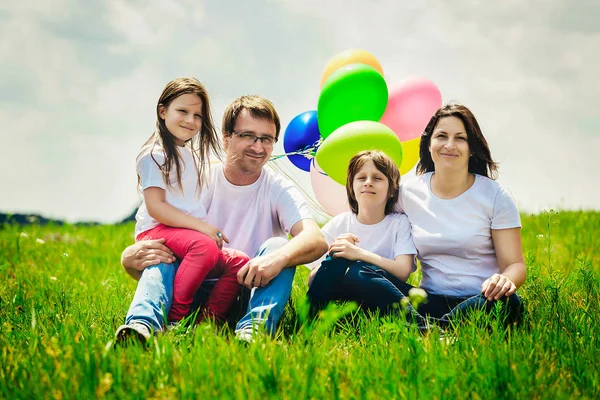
[283,110,321,172]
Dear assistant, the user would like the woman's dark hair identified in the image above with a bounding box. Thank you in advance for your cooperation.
[416,103,498,179]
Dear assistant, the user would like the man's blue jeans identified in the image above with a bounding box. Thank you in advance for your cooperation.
[124,237,295,335]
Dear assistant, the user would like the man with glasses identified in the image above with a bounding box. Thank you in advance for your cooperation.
[117,95,327,342]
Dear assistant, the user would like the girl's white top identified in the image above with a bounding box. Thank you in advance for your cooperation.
[306,211,417,270]
[134,143,207,238]
[397,172,521,297]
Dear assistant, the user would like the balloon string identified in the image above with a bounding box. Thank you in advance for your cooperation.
[269,139,322,162]
[266,158,334,220]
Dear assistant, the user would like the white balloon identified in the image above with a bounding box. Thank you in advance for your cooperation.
[309,159,350,216]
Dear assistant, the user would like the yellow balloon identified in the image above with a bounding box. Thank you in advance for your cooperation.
[400,136,421,175]
[320,49,384,87]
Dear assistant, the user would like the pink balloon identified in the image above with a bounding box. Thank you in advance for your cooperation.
[380,77,442,142]
[309,159,350,216]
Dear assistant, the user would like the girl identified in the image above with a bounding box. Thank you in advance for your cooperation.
[307,150,417,314]
[131,77,248,326]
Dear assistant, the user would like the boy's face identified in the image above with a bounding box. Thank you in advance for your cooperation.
[352,160,389,211]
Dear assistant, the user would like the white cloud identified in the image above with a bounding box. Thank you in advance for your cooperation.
[0,0,598,223]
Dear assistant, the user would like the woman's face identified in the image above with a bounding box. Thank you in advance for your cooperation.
[429,116,471,171]
[352,160,389,212]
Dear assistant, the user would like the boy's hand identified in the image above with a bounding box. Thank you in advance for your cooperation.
[335,233,360,245]
[328,239,363,261]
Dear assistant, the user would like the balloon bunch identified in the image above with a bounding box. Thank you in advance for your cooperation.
[281,49,442,216]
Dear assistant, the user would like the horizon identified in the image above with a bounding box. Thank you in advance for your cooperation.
[2,0,599,223]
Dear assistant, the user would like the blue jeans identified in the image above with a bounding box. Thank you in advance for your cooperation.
[307,257,523,328]
[125,237,295,335]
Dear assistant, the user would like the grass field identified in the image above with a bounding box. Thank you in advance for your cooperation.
[1,210,599,399]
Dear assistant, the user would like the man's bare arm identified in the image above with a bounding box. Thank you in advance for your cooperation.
[237,219,328,288]
[121,238,175,281]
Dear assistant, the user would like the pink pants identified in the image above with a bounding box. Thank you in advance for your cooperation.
[137,224,249,322]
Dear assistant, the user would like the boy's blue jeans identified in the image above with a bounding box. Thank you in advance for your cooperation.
[307,256,523,328]
[125,237,295,335]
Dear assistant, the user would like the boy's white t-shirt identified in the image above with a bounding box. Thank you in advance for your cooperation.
[134,144,207,238]
[200,163,313,257]
[306,211,417,270]
[397,172,521,297]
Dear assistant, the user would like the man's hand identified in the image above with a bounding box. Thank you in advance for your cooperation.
[121,238,175,271]
[237,252,286,289]
[328,239,364,261]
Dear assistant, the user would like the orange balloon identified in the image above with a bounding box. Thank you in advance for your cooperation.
[320,49,384,87]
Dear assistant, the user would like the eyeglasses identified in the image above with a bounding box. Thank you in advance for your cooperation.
[231,131,277,147]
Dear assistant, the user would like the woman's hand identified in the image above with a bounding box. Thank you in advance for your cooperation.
[328,239,364,261]
[481,273,517,301]
[121,238,176,271]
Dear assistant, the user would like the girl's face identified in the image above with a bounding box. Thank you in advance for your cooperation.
[429,116,471,171]
[352,160,389,212]
[159,93,204,146]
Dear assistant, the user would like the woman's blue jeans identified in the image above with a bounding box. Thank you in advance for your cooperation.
[307,256,523,328]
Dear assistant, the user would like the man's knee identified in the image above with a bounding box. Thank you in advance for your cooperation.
[255,237,289,257]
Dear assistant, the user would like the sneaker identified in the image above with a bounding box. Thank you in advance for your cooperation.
[439,332,458,345]
[234,326,259,343]
[115,322,151,345]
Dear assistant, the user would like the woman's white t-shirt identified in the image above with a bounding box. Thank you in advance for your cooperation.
[307,211,417,269]
[134,144,207,238]
[398,172,521,297]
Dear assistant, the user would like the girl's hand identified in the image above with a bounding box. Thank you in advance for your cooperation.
[481,274,517,301]
[196,221,230,249]
[335,233,360,246]
[328,239,364,261]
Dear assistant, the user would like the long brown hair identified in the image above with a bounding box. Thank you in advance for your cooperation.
[138,77,223,193]
[346,150,401,215]
[416,103,498,179]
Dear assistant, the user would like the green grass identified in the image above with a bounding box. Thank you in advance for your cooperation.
[1,210,599,399]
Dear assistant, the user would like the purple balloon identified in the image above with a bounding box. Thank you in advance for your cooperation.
[283,110,321,171]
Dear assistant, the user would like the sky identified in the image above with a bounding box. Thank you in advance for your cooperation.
[1,0,598,223]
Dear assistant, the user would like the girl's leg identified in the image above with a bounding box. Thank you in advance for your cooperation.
[200,249,249,321]
[139,225,220,322]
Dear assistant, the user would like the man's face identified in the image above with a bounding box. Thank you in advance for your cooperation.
[223,109,277,175]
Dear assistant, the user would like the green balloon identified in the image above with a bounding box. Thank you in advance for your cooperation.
[316,121,403,185]
[318,63,388,139]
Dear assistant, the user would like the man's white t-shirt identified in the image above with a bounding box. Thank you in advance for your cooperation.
[307,211,417,270]
[135,144,207,238]
[200,163,313,257]
[398,172,521,297]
